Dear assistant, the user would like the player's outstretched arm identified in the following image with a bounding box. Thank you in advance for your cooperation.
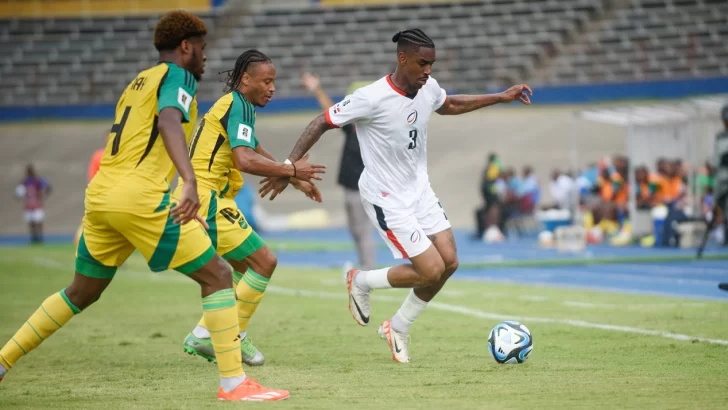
[288,113,335,162]
[233,146,325,182]
[436,84,532,116]
[158,107,205,227]
[259,113,334,200]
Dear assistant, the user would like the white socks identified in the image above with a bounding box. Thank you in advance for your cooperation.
[192,325,211,339]
[193,326,247,341]
[355,267,392,292]
[220,375,247,392]
[391,290,428,335]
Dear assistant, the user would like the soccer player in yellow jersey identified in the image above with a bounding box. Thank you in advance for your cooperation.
[0,11,288,402]
[179,49,325,366]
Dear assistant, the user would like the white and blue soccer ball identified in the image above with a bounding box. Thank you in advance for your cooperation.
[488,321,533,364]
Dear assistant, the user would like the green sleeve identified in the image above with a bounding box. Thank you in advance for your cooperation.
[157,63,197,123]
[227,93,258,149]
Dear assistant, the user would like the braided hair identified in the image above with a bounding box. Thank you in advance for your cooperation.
[392,29,435,53]
[222,49,272,93]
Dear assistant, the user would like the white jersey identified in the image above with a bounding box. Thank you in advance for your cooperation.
[325,75,447,209]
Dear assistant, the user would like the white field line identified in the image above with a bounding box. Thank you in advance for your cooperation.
[263,286,728,346]
[24,256,728,346]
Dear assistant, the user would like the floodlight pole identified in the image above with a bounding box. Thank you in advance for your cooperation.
[626,108,637,236]
[570,111,580,220]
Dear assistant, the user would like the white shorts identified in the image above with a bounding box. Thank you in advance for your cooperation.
[361,186,451,259]
[24,209,45,223]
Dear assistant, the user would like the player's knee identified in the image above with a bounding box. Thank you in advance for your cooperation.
[445,255,459,274]
[197,255,234,291]
[420,258,446,286]
[263,251,277,275]
[63,286,101,311]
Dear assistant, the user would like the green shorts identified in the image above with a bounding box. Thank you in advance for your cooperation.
[222,230,265,262]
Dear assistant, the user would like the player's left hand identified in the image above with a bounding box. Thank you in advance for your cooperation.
[291,178,323,203]
[171,182,202,225]
[259,176,290,200]
[499,84,532,105]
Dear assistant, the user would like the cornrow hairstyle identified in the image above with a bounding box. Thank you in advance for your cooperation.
[154,10,207,52]
[392,28,435,53]
[222,49,272,93]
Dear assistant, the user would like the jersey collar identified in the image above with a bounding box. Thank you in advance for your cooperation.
[386,74,417,100]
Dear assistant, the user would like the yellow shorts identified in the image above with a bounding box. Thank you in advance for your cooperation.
[75,192,214,279]
[194,189,263,262]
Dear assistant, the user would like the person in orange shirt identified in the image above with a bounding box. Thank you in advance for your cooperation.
[658,160,685,205]
[87,145,105,182]
[74,133,108,247]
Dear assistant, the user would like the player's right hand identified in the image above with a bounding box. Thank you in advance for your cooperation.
[171,182,202,225]
[301,72,321,92]
[291,178,323,203]
[499,84,532,104]
[294,153,326,183]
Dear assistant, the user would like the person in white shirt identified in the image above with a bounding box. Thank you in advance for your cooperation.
[259,29,532,363]
[549,169,575,210]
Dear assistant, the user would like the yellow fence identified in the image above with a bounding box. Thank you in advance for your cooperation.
[0,0,210,18]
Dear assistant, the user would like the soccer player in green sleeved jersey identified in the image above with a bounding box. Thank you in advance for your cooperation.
[176,49,326,366]
[0,12,290,401]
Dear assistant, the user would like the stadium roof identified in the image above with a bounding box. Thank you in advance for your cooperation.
[575,94,728,127]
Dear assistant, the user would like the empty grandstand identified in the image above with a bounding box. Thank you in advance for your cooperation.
[1,0,726,106]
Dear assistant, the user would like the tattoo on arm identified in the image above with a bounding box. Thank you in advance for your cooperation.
[288,114,333,162]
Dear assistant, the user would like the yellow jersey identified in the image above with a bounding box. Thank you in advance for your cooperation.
[86,62,198,212]
[179,90,258,199]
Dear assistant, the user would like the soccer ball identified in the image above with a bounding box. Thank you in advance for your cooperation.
[487,321,533,364]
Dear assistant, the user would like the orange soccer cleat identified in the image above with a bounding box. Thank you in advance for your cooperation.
[217,377,289,402]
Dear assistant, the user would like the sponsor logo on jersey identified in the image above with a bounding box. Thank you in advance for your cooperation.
[342,99,351,106]
[381,192,389,198]
[410,230,420,243]
[407,110,418,124]
[237,124,252,143]
[178,88,193,113]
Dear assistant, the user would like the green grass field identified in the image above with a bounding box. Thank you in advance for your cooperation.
[1,245,727,409]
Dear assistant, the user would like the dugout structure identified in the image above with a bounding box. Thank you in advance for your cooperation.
[571,95,728,237]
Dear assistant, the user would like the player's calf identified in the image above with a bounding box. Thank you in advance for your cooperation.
[64,273,112,310]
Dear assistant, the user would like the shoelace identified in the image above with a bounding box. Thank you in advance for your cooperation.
[244,378,263,389]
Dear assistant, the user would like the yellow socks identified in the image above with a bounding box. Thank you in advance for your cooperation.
[201,288,244,378]
[196,270,246,332]
[236,269,270,334]
[0,290,80,371]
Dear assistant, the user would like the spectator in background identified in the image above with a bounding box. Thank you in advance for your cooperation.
[635,165,657,209]
[697,161,714,198]
[474,153,502,239]
[519,165,539,213]
[657,159,685,206]
[16,165,51,244]
[301,72,376,270]
[548,168,574,210]
[495,168,517,233]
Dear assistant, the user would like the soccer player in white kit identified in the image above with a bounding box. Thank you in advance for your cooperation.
[260,29,532,363]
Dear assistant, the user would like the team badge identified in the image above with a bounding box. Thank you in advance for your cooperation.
[407,110,418,124]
